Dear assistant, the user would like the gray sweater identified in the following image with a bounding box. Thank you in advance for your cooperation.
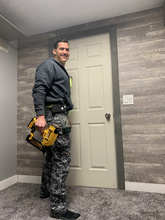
[32,58,73,116]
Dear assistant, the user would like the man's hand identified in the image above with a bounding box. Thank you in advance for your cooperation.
[35,115,47,135]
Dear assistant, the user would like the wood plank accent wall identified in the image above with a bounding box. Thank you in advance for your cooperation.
[17,7,165,184]
[0,36,8,52]
[117,8,165,183]
[17,34,50,176]
[163,0,165,25]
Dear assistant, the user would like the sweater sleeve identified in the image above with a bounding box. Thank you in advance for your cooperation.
[32,60,55,116]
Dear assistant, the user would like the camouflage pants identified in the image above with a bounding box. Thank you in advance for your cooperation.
[41,107,71,215]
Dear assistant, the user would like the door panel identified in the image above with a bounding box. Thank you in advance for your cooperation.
[66,34,117,188]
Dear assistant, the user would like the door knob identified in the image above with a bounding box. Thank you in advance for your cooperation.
[105,113,111,120]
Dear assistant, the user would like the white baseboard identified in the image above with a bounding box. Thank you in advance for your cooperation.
[17,175,41,184]
[125,181,165,194]
[1,176,165,194]
[0,175,17,191]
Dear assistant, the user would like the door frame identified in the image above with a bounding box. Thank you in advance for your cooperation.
[48,25,125,190]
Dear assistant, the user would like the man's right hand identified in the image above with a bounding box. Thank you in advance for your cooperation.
[35,115,47,135]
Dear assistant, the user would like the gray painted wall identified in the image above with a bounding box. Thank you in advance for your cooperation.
[0,45,17,181]
[17,7,165,184]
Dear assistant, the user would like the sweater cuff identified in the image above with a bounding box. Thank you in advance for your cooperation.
[36,109,45,117]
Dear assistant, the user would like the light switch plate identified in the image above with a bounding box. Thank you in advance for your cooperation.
[123,94,134,105]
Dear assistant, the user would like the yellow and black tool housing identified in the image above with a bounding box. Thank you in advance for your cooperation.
[26,117,59,153]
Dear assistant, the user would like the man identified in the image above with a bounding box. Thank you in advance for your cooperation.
[32,38,80,220]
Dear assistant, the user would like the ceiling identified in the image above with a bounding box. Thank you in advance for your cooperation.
[0,0,164,41]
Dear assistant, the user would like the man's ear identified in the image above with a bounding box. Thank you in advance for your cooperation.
[53,49,56,56]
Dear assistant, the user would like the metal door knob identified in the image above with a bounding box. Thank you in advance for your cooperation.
[105,113,111,120]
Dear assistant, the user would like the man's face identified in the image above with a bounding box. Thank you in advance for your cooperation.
[53,42,70,66]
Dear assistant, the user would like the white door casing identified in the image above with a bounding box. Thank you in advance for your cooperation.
[66,34,117,188]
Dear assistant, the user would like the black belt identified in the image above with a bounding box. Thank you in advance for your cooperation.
[46,104,67,113]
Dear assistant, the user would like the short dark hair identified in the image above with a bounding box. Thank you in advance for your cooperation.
[54,38,69,49]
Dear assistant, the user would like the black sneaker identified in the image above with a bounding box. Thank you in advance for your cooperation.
[50,209,80,219]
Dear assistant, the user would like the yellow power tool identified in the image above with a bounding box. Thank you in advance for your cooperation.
[26,117,60,153]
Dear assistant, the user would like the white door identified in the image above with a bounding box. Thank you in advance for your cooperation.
[66,34,117,188]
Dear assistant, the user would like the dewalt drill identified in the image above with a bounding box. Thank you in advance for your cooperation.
[26,117,71,153]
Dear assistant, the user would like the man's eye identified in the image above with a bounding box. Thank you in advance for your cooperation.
[59,47,69,52]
